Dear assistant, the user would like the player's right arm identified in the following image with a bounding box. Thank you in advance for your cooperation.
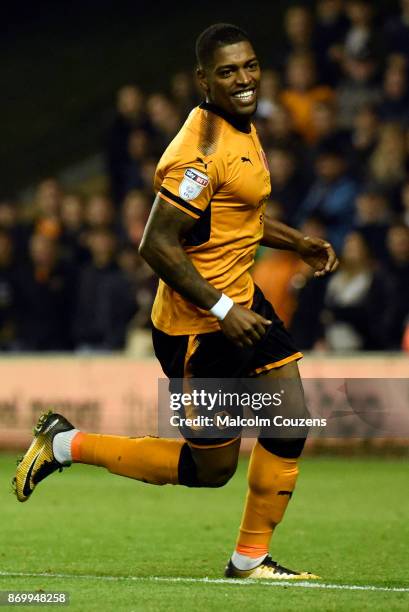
[139,195,270,347]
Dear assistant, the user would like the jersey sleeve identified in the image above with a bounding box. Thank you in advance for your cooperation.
[157,150,224,220]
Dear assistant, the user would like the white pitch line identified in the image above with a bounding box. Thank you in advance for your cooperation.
[0,571,408,593]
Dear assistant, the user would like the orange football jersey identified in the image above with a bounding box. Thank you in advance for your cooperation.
[152,102,271,335]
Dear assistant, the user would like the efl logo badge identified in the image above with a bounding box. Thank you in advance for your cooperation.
[179,168,209,201]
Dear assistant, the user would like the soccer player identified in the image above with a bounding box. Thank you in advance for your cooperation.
[14,24,338,579]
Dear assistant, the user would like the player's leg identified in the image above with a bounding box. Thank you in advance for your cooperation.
[226,360,318,579]
[178,437,241,487]
[13,411,185,502]
[13,325,238,501]
[13,410,240,501]
[69,429,240,489]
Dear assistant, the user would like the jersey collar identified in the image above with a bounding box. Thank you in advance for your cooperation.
[199,101,252,134]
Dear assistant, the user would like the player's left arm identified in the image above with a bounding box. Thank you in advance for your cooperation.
[260,217,339,277]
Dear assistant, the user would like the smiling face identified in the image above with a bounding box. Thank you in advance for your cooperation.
[197,41,261,118]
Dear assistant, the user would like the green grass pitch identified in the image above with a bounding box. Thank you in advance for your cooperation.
[1,454,409,611]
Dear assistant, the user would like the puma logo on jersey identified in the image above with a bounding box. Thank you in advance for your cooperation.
[196,157,213,172]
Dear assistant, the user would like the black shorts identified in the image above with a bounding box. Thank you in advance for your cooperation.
[152,285,302,379]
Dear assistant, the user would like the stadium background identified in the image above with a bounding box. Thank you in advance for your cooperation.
[1,0,409,355]
[1,3,409,610]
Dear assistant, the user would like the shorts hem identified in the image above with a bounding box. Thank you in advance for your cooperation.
[250,351,303,376]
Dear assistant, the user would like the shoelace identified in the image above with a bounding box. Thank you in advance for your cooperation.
[258,557,299,577]
[261,565,296,577]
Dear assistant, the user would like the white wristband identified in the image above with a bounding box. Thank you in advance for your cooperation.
[210,293,234,320]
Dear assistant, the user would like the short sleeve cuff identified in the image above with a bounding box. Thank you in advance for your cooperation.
[159,186,203,219]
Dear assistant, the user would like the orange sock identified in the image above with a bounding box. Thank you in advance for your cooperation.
[71,433,184,485]
[236,442,299,557]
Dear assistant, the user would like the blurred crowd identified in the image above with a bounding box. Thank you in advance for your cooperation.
[253,0,409,351]
[1,0,409,353]
[0,184,157,351]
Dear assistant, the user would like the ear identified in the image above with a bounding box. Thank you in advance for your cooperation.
[196,67,210,95]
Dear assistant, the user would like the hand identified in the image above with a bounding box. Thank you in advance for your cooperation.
[297,236,339,277]
[218,304,271,348]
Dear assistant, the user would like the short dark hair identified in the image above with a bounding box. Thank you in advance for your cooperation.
[195,23,250,69]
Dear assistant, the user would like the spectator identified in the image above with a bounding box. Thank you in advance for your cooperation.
[119,190,149,248]
[34,178,62,218]
[60,194,84,234]
[117,245,157,330]
[0,200,19,234]
[32,178,63,241]
[336,49,382,129]
[263,105,306,160]
[308,100,351,168]
[60,193,88,266]
[266,146,308,225]
[15,234,75,351]
[354,189,392,262]
[170,71,199,118]
[309,100,347,147]
[122,128,152,194]
[379,65,409,123]
[255,69,282,120]
[139,158,159,199]
[343,0,381,61]
[272,5,315,73]
[85,195,115,234]
[386,53,408,72]
[73,229,130,351]
[106,85,152,205]
[367,123,407,210]
[315,0,348,85]
[0,200,29,261]
[281,52,334,143]
[289,216,330,349]
[384,225,409,348]
[146,94,181,155]
[255,215,330,341]
[384,0,409,59]
[349,103,380,179]
[297,143,358,252]
[322,231,390,350]
[0,231,17,350]
[252,247,305,329]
